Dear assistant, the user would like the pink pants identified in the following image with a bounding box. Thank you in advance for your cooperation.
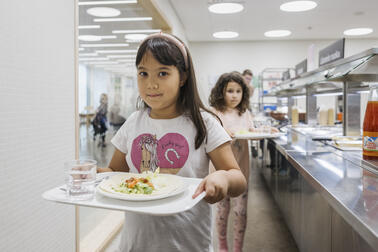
[216,189,248,252]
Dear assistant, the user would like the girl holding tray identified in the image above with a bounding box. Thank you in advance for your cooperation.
[98,33,247,252]
[209,71,254,252]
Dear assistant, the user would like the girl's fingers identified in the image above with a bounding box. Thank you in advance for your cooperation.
[192,179,205,199]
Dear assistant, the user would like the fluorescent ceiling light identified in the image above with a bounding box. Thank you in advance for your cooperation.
[87,7,121,17]
[293,95,306,98]
[264,30,291,37]
[79,53,98,56]
[81,43,129,47]
[117,60,135,63]
[78,1,137,6]
[124,34,148,41]
[108,55,136,59]
[313,92,343,97]
[78,25,100,29]
[78,35,102,41]
[344,28,373,36]
[79,57,109,61]
[78,35,116,41]
[125,39,142,43]
[87,62,120,65]
[78,48,84,51]
[94,17,152,22]
[280,1,317,12]
[208,3,244,14]
[96,49,137,53]
[213,31,239,39]
[113,29,161,34]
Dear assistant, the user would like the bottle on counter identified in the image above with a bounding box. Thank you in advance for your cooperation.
[362,85,378,160]
[327,108,335,126]
[318,107,328,126]
[291,107,299,126]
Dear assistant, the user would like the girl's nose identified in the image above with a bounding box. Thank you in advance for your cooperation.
[147,79,158,89]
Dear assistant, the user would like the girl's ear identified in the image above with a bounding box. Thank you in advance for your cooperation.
[180,72,188,87]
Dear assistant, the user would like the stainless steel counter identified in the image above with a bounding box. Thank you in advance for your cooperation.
[264,129,378,251]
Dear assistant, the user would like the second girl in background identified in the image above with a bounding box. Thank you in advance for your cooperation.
[209,71,254,252]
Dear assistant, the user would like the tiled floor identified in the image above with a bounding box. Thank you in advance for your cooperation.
[80,124,298,251]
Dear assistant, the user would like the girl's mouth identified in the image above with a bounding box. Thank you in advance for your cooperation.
[147,94,162,98]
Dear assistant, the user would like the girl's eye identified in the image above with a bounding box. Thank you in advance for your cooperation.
[138,72,147,77]
[159,72,168,77]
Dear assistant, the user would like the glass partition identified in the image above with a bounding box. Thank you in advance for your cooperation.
[76,0,169,250]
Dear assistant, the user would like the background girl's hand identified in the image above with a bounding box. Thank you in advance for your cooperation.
[248,127,255,132]
[192,170,228,204]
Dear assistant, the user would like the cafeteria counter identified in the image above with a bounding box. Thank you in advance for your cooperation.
[260,129,378,252]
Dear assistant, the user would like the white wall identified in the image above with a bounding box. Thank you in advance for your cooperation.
[0,1,75,251]
[189,39,378,106]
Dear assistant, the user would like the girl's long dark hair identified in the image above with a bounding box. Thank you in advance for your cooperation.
[209,71,250,115]
[135,36,217,149]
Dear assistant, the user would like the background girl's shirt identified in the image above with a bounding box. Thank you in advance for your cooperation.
[212,108,254,134]
[111,109,231,252]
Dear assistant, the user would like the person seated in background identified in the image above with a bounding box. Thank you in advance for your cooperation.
[92,93,108,147]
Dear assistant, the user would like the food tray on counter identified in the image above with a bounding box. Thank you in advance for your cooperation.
[233,132,285,140]
[326,140,362,151]
[42,172,206,216]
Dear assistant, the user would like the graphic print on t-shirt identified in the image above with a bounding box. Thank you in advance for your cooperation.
[131,133,189,174]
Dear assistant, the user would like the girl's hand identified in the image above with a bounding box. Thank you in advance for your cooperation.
[97,167,114,173]
[248,127,255,132]
[270,127,279,133]
[192,171,228,204]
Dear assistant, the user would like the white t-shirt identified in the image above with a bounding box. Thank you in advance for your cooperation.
[111,109,231,252]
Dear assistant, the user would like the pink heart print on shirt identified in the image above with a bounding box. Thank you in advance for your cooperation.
[131,133,189,174]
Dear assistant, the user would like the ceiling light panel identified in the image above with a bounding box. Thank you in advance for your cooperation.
[78,1,137,6]
[79,57,109,61]
[208,3,244,14]
[213,31,239,39]
[78,25,100,29]
[94,17,152,22]
[113,29,161,34]
[79,35,102,41]
[124,34,148,41]
[344,28,373,36]
[81,43,129,47]
[280,1,317,12]
[264,30,292,37]
[87,7,121,17]
[107,55,136,59]
[79,53,98,56]
[96,49,138,53]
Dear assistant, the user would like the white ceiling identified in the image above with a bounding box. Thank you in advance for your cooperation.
[78,1,160,73]
[78,0,378,74]
[169,0,378,41]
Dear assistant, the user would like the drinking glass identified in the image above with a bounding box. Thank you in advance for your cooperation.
[65,159,97,200]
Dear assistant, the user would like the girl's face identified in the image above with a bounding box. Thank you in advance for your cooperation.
[137,51,183,119]
[224,81,243,109]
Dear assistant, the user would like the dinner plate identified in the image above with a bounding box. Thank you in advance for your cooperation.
[97,172,186,201]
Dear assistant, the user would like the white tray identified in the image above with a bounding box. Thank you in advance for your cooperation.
[233,132,285,140]
[42,173,206,216]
